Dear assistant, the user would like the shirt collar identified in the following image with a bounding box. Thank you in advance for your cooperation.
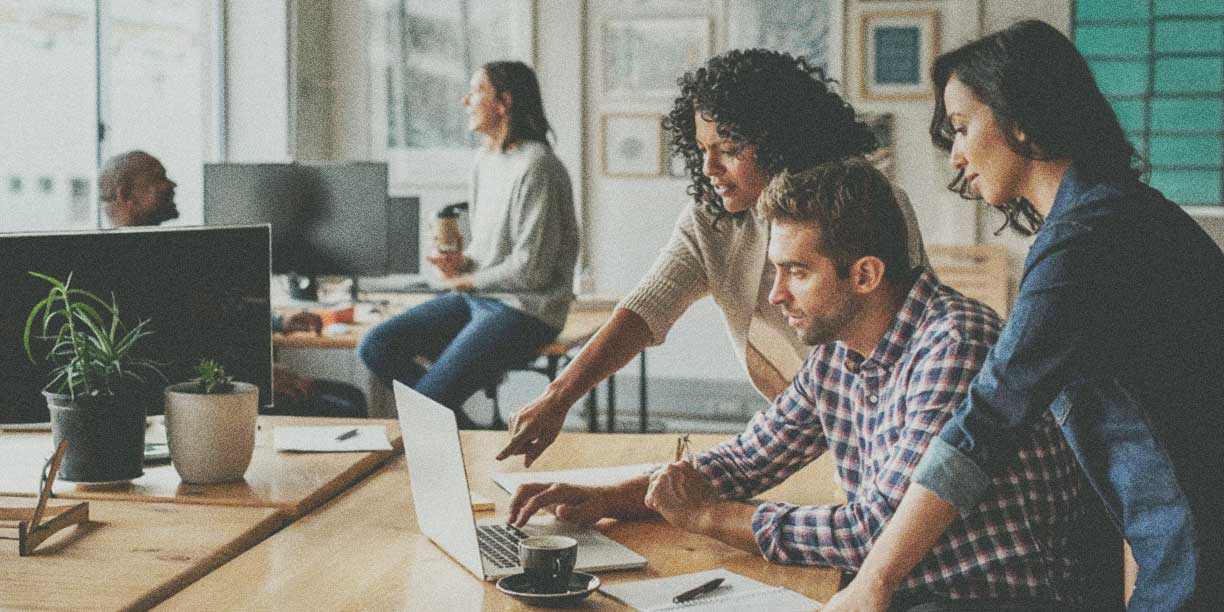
[1045,164,1127,224]
[853,268,936,372]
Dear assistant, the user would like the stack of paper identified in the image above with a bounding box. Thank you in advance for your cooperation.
[492,463,660,494]
[600,569,821,611]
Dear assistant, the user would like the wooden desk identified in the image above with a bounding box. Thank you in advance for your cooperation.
[0,417,401,519]
[0,496,283,612]
[156,432,843,611]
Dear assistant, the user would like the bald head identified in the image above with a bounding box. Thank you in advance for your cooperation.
[99,150,179,227]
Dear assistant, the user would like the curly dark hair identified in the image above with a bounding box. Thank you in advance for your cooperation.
[663,49,876,220]
[930,20,1144,236]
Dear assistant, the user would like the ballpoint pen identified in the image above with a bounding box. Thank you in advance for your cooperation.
[672,577,725,604]
[335,428,359,441]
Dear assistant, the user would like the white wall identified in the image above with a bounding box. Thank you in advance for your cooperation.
[235,0,1224,392]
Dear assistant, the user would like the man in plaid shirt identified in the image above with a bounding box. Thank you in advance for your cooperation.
[509,160,1091,610]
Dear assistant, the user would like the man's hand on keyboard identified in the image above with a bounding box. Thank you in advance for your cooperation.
[508,483,610,528]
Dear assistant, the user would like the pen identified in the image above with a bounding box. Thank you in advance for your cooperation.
[335,428,359,441]
[673,434,693,465]
[672,577,725,604]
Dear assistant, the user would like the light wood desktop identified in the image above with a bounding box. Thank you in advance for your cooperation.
[0,416,401,519]
[156,432,844,611]
[0,495,283,612]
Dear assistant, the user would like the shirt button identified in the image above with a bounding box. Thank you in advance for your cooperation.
[868,394,879,403]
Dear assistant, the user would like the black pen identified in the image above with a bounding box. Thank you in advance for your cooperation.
[335,428,359,441]
[672,577,725,604]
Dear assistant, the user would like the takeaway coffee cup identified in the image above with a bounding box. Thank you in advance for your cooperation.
[519,535,578,594]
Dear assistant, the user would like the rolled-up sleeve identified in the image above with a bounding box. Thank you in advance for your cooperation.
[914,223,1094,511]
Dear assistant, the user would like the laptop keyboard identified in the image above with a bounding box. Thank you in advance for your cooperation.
[477,524,528,569]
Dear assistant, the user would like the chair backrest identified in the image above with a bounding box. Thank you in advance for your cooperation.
[927,244,1013,319]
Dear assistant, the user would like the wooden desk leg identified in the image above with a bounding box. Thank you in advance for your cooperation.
[638,350,648,433]
[586,387,599,433]
[606,374,617,432]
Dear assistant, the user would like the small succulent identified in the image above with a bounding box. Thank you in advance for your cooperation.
[190,359,235,394]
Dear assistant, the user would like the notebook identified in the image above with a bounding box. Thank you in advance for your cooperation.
[600,569,821,611]
[492,463,660,495]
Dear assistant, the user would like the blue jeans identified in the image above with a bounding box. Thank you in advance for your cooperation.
[358,293,559,428]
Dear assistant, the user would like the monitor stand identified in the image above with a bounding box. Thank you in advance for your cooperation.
[287,273,318,302]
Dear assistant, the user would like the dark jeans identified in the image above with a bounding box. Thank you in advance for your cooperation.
[358,292,558,428]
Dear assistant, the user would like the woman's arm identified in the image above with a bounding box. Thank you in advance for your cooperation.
[496,308,654,466]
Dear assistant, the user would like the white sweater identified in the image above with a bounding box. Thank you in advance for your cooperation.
[618,188,928,400]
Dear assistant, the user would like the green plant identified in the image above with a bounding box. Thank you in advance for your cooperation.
[189,359,235,394]
[23,271,163,398]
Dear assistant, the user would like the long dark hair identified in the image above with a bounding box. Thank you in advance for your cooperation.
[930,20,1144,235]
[664,49,876,220]
[482,61,553,151]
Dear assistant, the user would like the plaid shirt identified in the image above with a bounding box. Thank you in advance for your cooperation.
[695,270,1087,604]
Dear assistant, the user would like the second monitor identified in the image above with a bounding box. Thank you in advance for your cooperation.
[203,162,418,283]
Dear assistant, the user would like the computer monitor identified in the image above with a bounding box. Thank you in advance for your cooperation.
[202,162,415,278]
[0,225,273,424]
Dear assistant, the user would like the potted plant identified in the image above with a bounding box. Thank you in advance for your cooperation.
[23,272,163,483]
[163,359,259,484]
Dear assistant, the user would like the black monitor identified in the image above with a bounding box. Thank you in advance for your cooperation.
[0,225,273,423]
[202,162,415,280]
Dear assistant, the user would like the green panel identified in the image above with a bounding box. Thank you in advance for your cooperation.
[1111,99,1147,132]
[1150,170,1222,205]
[1155,58,1224,93]
[1151,98,1224,131]
[1089,61,1148,96]
[1077,0,1149,21]
[1077,25,1149,57]
[1154,0,1224,16]
[1126,132,1149,157]
[1150,136,1222,166]
[1156,21,1223,53]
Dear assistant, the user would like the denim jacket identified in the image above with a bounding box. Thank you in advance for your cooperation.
[913,166,1224,611]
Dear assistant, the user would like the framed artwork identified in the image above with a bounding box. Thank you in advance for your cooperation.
[860,112,896,180]
[602,114,664,177]
[726,0,843,81]
[859,10,940,100]
[602,17,711,97]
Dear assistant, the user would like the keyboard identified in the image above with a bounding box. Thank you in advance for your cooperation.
[477,524,528,569]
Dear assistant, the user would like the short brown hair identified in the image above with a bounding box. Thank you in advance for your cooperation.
[758,159,909,283]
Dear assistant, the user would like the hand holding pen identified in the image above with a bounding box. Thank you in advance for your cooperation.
[644,434,718,529]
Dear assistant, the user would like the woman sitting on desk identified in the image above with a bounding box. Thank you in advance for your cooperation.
[359,61,577,429]
[499,49,928,465]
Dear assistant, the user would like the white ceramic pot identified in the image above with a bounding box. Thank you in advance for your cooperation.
[163,382,259,484]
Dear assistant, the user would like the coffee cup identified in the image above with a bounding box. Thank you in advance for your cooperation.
[519,535,578,594]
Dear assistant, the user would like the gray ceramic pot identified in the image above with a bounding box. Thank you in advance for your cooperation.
[45,391,145,483]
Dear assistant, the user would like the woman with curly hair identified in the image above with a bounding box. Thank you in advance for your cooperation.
[499,48,927,465]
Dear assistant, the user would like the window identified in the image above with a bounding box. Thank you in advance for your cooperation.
[0,0,218,232]
[1074,0,1224,211]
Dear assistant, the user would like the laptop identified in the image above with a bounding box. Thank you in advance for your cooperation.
[393,381,648,581]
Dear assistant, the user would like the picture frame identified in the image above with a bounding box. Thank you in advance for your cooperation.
[601,17,711,98]
[726,0,844,82]
[859,10,940,100]
[860,112,896,180]
[602,114,664,177]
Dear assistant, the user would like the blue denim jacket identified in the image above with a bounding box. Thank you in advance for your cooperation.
[913,166,1224,611]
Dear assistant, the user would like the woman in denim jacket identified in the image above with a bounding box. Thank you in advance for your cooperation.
[825,20,1224,612]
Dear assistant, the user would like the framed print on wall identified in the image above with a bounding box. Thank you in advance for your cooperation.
[859,10,940,100]
[602,113,664,177]
[602,17,711,98]
[726,0,843,82]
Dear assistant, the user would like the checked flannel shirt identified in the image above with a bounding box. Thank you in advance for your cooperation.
[693,270,1089,604]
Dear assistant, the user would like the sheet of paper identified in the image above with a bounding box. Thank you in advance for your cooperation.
[469,490,494,512]
[492,463,660,494]
[273,425,393,452]
[600,568,821,612]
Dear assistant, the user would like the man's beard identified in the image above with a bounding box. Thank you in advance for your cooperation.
[799,295,859,346]
[150,199,180,224]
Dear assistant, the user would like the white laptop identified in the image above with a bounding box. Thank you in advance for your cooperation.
[393,381,648,581]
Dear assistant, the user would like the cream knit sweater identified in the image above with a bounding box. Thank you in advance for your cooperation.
[618,188,928,400]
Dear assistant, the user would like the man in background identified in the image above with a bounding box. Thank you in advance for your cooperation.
[98,150,179,227]
[98,150,365,418]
